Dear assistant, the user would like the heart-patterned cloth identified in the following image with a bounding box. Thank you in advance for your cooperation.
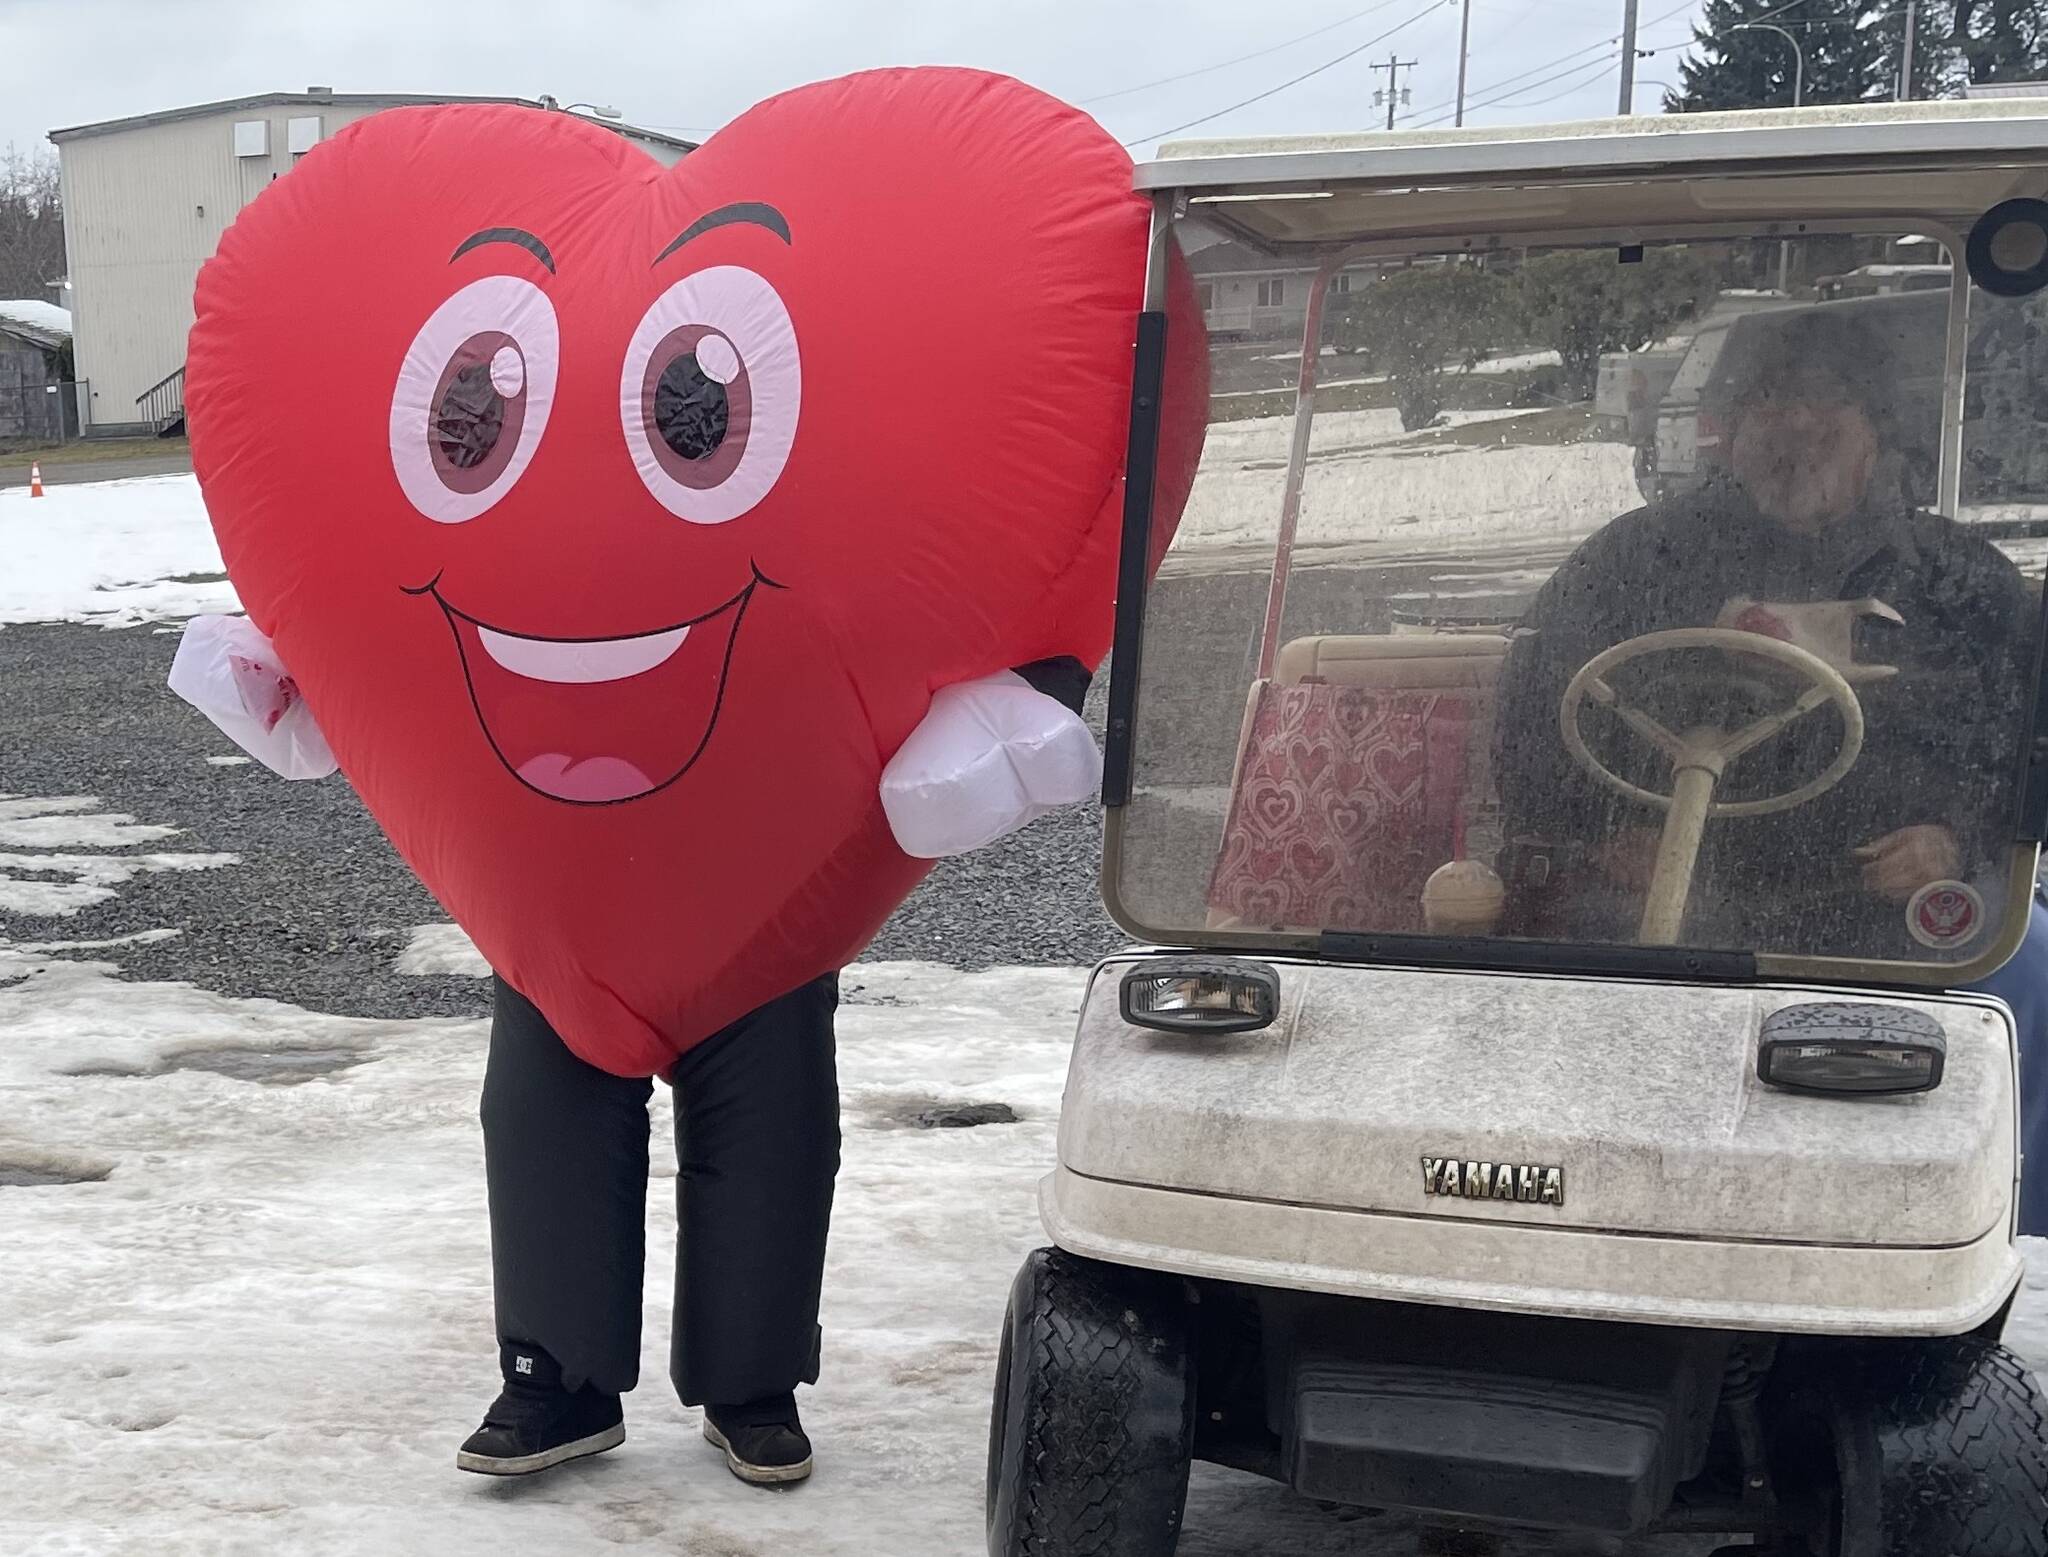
[185,68,1207,1074]
[1208,684,1478,934]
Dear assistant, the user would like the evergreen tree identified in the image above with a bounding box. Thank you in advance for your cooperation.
[1667,0,1955,112]
[1942,0,2048,83]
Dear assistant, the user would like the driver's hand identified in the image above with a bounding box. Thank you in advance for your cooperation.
[1852,825,1961,902]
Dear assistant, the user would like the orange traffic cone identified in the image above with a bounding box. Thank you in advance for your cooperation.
[28,461,44,498]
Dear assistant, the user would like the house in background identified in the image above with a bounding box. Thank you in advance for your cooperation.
[1188,240,1388,340]
[0,300,75,442]
[49,89,695,437]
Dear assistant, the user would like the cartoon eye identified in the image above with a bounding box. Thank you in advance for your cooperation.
[390,275,559,524]
[621,266,800,525]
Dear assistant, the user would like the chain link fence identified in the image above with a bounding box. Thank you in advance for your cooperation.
[0,380,87,445]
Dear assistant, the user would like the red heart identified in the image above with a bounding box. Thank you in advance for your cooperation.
[1325,795,1373,842]
[186,70,1208,1075]
[1287,739,1333,789]
[1238,885,1291,928]
[1249,781,1303,836]
[1361,720,1429,803]
[1288,840,1339,886]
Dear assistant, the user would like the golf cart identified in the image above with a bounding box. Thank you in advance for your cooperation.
[987,102,2048,1554]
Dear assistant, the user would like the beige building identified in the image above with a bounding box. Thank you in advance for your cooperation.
[49,90,694,435]
[1189,240,1390,341]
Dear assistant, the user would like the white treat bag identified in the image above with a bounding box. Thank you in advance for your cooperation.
[167,614,338,780]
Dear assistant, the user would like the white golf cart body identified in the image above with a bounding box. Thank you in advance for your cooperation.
[1054,101,2048,1340]
[1051,964,2019,1335]
[989,101,2048,1556]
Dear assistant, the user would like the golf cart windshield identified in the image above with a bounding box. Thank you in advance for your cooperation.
[1111,190,2048,980]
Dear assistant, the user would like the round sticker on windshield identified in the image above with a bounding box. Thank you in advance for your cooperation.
[1907,881,1985,950]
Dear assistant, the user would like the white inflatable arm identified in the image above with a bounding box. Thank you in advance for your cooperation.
[881,671,1101,859]
[167,614,338,780]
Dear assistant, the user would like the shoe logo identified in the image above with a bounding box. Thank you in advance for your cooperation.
[514,1355,534,1376]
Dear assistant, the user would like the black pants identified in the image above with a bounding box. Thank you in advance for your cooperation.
[480,972,841,1405]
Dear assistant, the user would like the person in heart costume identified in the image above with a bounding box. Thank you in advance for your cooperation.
[173,68,1206,1484]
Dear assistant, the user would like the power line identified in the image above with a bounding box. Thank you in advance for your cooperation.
[1403,0,1695,123]
[1078,0,1418,105]
[1492,55,1628,110]
[1415,49,1625,124]
[1122,0,1446,146]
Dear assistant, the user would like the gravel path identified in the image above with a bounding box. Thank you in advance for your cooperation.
[0,621,1126,1021]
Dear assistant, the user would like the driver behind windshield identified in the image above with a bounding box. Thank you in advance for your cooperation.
[1493,306,2036,958]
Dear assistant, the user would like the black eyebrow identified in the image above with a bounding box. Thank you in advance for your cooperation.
[450,227,557,274]
[653,202,792,266]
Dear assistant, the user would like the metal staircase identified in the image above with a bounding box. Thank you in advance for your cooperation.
[137,365,186,437]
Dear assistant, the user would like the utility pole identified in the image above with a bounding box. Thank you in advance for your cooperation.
[1372,56,1419,131]
[1899,1,1918,99]
[1455,0,1473,125]
[1619,0,1641,113]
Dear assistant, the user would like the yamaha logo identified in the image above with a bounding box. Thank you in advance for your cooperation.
[1422,1156,1564,1205]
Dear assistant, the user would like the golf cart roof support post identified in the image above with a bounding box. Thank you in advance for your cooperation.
[1940,258,1969,517]
[1102,194,1179,810]
[2016,575,2048,843]
[1256,256,1344,681]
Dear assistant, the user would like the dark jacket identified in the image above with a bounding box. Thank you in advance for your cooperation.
[1493,480,2036,953]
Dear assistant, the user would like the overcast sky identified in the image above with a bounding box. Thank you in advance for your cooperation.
[3,0,1712,164]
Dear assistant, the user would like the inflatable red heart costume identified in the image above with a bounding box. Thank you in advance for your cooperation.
[184,68,1207,1074]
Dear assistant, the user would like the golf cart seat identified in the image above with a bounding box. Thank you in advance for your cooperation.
[1206,634,1505,934]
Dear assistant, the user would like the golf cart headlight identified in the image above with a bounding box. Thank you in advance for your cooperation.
[1757,1003,1946,1096]
[1120,958,1280,1035]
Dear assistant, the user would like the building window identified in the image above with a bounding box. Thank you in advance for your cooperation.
[288,116,323,156]
[1257,278,1286,308]
[233,120,269,158]
[1197,283,1214,312]
[1332,273,1354,294]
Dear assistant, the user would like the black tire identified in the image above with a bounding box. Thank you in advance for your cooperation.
[985,1248,1194,1557]
[1822,1337,2048,1557]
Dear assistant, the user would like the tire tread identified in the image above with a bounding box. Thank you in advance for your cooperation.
[1839,1337,2048,1557]
[992,1249,1191,1557]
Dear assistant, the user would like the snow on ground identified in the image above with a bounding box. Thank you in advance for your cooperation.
[1175,404,1639,564]
[9,912,2048,1556]
[396,922,492,978]
[0,473,237,628]
[10,853,2048,1553]
[1254,346,1562,378]
[0,914,1080,1556]
[0,794,239,916]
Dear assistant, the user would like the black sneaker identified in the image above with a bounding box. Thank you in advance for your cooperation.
[456,1343,625,1477]
[702,1394,813,1486]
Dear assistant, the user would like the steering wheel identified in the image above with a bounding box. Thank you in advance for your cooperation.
[1558,627,1865,943]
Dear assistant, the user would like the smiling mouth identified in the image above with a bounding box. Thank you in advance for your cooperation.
[427,579,758,805]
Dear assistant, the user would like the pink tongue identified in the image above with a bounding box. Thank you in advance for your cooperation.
[517,753,657,804]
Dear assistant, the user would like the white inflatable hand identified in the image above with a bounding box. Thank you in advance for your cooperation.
[167,614,339,780]
[881,671,1101,859]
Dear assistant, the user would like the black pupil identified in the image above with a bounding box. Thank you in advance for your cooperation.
[435,361,505,470]
[654,351,730,461]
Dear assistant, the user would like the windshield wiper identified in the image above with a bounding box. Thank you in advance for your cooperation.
[1316,930,1757,983]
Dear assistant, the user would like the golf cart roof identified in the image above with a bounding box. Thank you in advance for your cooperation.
[1144,99,2048,190]
[1138,101,2048,254]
